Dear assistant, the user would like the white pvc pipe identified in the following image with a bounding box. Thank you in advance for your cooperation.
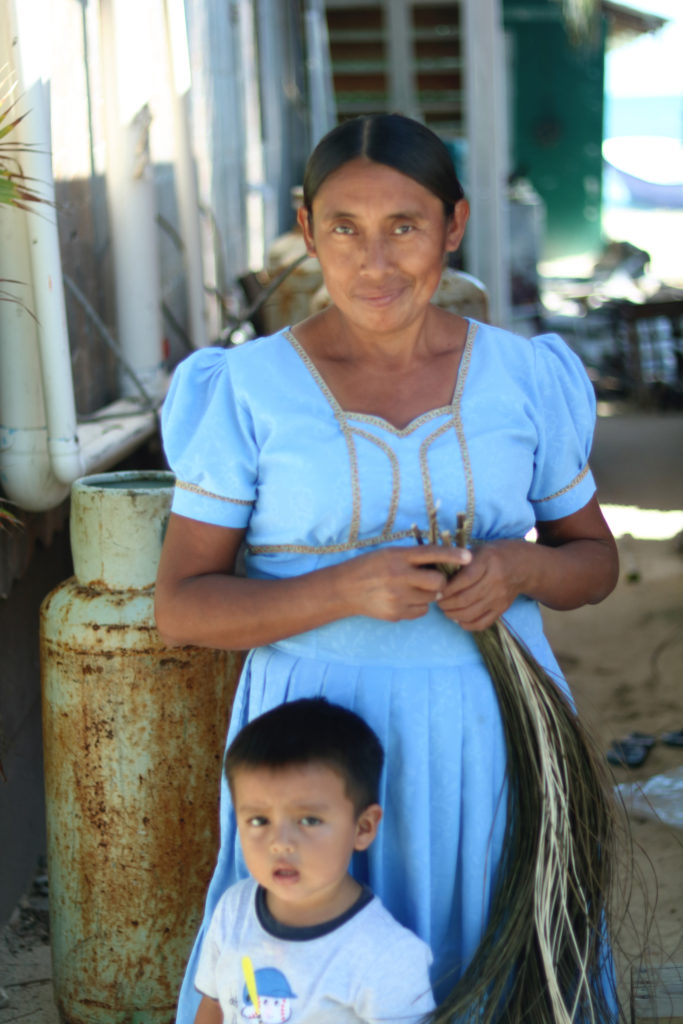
[0,0,164,513]
[163,0,209,349]
[76,401,159,475]
[0,187,70,510]
[10,0,85,486]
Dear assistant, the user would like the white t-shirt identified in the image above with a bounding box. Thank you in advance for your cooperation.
[195,878,435,1023]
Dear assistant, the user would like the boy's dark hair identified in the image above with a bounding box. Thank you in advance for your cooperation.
[225,698,384,814]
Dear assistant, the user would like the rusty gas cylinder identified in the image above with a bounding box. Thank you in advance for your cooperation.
[260,185,324,334]
[40,471,242,1024]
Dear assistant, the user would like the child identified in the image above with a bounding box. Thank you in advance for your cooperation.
[193,698,436,1024]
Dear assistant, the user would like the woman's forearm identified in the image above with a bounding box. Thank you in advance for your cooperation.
[512,535,619,610]
[155,518,473,651]
[529,497,619,609]
[155,564,357,651]
[154,515,361,650]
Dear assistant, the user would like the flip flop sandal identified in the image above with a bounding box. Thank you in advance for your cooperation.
[660,728,683,747]
[606,737,652,768]
[625,731,656,748]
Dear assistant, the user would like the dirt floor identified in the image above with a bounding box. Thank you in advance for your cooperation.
[1,404,681,1024]
[542,404,683,1012]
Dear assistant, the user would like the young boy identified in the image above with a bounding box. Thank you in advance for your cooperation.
[193,698,435,1024]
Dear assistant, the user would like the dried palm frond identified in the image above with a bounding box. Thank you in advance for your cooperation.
[418,514,622,1023]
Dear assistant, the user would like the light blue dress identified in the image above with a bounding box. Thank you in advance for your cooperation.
[161,320,598,1022]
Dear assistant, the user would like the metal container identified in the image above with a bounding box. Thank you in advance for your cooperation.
[261,229,323,334]
[261,189,324,334]
[40,470,242,1024]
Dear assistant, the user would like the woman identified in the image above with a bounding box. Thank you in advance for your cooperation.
[156,114,620,1022]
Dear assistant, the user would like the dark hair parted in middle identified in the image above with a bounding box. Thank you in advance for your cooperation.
[302,113,465,217]
[225,698,384,814]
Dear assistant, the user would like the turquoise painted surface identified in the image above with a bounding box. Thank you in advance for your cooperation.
[503,0,606,258]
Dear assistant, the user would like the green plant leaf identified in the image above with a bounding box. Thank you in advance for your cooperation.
[0,171,18,205]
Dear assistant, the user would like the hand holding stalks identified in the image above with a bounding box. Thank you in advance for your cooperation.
[335,543,472,622]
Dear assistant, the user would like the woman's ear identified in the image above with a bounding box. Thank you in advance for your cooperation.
[297,206,317,256]
[354,804,383,851]
[445,198,470,254]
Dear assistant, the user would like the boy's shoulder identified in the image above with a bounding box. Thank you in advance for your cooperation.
[211,877,257,924]
[345,895,434,1011]
[355,893,432,958]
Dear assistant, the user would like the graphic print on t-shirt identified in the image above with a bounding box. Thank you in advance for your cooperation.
[241,966,297,1021]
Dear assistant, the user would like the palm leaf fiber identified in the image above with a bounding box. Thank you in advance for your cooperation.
[415,517,621,1024]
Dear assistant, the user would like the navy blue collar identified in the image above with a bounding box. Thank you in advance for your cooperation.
[256,883,373,941]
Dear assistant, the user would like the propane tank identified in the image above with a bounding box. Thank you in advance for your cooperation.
[40,470,242,1024]
[261,185,323,333]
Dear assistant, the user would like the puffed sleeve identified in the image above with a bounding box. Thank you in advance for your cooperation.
[529,333,597,522]
[161,347,257,528]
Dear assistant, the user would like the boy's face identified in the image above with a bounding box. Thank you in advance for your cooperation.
[232,762,381,927]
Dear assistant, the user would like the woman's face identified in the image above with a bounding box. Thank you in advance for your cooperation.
[298,157,468,337]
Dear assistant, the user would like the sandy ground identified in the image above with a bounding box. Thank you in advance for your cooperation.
[542,406,683,1010]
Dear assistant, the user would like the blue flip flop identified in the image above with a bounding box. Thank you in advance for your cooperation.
[606,732,655,768]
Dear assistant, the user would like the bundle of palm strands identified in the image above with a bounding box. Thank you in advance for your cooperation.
[413,512,623,1024]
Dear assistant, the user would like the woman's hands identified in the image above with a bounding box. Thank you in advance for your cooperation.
[435,541,526,632]
[333,544,473,622]
[436,495,619,632]
[154,513,474,650]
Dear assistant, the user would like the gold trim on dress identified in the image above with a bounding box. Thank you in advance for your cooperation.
[419,321,476,546]
[348,425,401,538]
[175,479,254,506]
[535,463,590,503]
[284,328,460,435]
[248,324,480,555]
[450,323,477,546]
[284,332,362,541]
[249,528,420,556]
